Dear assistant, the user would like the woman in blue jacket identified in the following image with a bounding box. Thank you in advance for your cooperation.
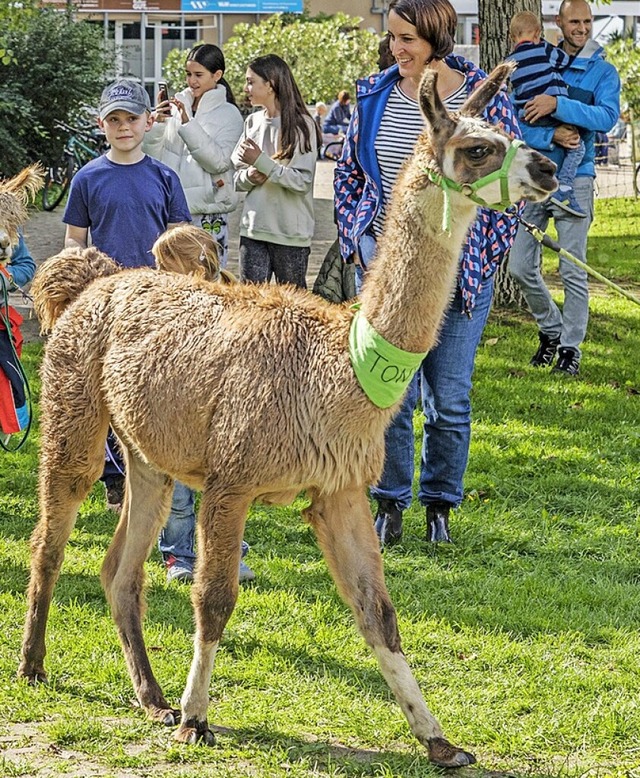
[335,0,520,546]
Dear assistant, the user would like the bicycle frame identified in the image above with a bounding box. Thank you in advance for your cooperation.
[42,121,107,211]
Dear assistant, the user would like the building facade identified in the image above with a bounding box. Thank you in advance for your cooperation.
[43,0,638,99]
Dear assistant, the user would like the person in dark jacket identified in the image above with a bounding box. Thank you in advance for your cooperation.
[322,90,351,135]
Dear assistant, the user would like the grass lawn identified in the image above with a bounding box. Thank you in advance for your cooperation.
[0,198,639,777]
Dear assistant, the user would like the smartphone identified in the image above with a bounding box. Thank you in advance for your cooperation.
[157,82,171,115]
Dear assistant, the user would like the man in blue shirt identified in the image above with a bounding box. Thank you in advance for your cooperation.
[508,0,620,375]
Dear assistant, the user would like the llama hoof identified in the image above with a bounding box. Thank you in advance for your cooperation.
[174,718,216,746]
[17,664,48,685]
[148,705,181,727]
[428,737,476,768]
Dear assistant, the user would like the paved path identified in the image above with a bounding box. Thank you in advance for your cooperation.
[17,159,338,342]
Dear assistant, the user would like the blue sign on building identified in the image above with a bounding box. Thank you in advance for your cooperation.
[182,0,303,11]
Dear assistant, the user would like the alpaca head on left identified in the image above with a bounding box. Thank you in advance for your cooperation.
[0,164,45,263]
[416,62,557,208]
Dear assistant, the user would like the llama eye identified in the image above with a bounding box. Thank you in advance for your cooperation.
[465,146,490,160]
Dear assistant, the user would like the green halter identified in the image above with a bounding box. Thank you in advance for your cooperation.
[423,138,525,233]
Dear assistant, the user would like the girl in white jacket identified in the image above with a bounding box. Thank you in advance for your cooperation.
[232,54,321,287]
[144,44,244,266]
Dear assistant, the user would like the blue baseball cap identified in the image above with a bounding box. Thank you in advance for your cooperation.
[99,79,151,119]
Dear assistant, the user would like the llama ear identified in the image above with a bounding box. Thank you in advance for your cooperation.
[418,69,456,139]
[1,163,45,204]
[459,61,516,118]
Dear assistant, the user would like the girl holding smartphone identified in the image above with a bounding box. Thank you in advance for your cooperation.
[144,44,243,266]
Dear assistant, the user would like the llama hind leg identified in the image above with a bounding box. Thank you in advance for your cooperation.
[174,488,252,745]
[304,487,475,768]
[19,433,106,683]
[101,453,177,724]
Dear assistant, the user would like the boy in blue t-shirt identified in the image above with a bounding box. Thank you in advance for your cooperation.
[507,11,586,218]
[63,79,191,507]
[64,78,191,264]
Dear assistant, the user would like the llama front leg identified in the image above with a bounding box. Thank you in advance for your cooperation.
[101,454,176,724]
[19,433,106,684]
[174,488,252,745]
[304,487,475,768]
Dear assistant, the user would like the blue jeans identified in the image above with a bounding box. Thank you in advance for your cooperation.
[370,281,494,511]
[158,481,196,563]
[508,176,593,356]
[557,139,585,191]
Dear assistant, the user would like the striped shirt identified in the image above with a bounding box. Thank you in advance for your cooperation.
[372,78,467,237]
[506,40,571,112]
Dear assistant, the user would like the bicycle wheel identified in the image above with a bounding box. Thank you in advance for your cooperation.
[42,156,73,211]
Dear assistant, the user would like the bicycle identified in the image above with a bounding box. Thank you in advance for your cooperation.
[42,121,108,211]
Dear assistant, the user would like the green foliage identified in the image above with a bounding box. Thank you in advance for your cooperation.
[224,13,379,104]
[0,86,37,173]
[605,34,640,117]
[162,14,380,107]
[0,8,114,174]
[162,44,202,96]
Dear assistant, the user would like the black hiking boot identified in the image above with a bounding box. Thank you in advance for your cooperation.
[530,332,561,367]
[374,499,403,547]
[426,502,453,543]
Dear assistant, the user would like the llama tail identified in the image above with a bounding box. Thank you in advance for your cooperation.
[31,247,121,333]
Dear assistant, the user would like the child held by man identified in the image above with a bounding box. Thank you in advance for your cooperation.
[507,11,586,217]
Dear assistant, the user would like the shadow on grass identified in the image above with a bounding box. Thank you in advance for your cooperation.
[175,721,578,778]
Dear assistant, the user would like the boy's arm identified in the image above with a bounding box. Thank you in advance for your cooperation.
[65,225,88,250]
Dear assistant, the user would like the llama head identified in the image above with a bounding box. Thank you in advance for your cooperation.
[416,63,557,209]
[0,164,45,263]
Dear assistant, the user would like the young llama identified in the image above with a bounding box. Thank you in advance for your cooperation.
[19,64,556,768]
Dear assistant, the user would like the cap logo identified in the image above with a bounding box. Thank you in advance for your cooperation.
[107,85,136,100]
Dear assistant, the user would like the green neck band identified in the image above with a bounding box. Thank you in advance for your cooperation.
[349,309,427,409]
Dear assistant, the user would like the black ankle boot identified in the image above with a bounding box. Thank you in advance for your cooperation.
[426,502,453,543]
[374,499,403,547]
[530,332,560,367]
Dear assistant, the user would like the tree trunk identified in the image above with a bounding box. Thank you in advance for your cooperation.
[478,0,541,308]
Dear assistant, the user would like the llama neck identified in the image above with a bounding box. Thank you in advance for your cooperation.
[359,171,478,355]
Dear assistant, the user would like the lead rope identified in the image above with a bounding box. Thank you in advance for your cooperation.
[514,213,640,308]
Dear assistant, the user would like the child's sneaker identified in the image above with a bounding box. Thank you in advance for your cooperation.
[549,189,587,218]
[164,554,194,583]
[239,540,256,583]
